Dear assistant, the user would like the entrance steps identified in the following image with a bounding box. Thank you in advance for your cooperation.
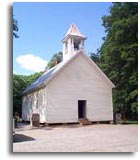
[79,118,92,125]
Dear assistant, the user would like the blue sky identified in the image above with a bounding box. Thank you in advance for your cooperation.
[13,2,112,75]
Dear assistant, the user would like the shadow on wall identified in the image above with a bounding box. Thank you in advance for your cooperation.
[13,134,35,143]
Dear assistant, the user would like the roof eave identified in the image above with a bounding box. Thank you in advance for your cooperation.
[62,34,87,43]
[22,49,115,96]
[22,83,46,96]
[82,52,115,88]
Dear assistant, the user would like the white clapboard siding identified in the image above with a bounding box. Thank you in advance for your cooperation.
[22,86,47,123]
[22,52,114,124]
[46,52,113,123]
[22,94,32,121]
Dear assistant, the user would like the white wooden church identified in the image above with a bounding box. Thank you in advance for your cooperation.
[22,24,115,124]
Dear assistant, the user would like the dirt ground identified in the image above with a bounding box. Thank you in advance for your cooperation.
[13,123,138,152]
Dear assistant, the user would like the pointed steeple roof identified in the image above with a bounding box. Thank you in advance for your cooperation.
[65,23,86,38]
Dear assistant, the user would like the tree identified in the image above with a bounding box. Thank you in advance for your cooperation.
[13,17,19,38]
[25,72,44,86]
[13,74,27,116]
[89,49,100,65]
[13,72,43,117]
[99,2,138,120]
[47,52,62,69]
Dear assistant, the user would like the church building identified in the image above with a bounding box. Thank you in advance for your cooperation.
[22,24,115,124]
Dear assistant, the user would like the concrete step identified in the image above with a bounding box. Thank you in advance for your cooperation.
[79,118,92,125]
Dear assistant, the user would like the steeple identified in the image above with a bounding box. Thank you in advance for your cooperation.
[62,24,87,61]
[65,23,85,37]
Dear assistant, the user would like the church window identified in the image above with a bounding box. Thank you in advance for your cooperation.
[36,99,38,109]
[65,42,67,48]
[65,42,68,54]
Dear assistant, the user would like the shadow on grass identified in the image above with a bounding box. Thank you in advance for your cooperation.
[117,121,138,125]
[13,134,35,143]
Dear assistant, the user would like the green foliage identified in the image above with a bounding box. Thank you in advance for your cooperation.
[13,72,43,116]
[89,52,100,65]
[13,75,26,116]
[13,17,19,38]
[47,52,62,69]
[99,2,138,120]
[13,3,138,121]
[25,72,43,86]
[13,51,63,117]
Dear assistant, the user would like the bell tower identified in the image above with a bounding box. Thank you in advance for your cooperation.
[62,24,87,62]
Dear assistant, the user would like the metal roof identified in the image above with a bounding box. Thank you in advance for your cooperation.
[22,50,83,95]
[22,62,65,95]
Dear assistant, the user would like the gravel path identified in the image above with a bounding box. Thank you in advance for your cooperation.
[13,124,138,152]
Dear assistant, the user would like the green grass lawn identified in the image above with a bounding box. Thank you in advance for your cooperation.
[119,120,138,124]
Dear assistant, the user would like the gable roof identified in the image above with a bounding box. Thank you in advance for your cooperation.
[22,50,115,95]
[22,61,65,95]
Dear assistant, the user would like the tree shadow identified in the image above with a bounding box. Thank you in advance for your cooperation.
[13,134,35,143]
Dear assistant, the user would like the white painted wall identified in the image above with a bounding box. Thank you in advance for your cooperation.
[46,53,113,123]
[63,37,74,62]
[63,36,86,62]
[22,87,47,123]
[22,52,113,124]
[22,95,30,121]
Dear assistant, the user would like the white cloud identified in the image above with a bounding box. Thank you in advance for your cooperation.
[16,54,48,72]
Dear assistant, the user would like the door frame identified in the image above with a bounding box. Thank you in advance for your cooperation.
[78,100,86,119]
